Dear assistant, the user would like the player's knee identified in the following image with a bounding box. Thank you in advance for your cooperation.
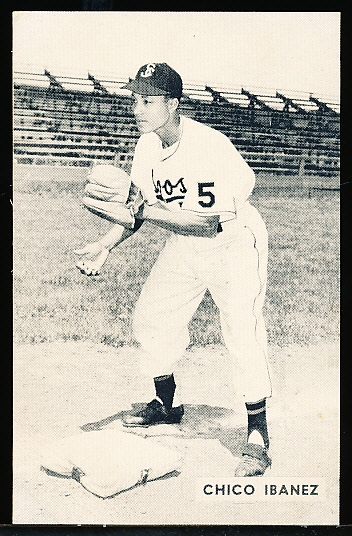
[132,306,153,341]
[131,310,142,337]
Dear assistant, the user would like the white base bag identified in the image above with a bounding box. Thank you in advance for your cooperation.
[39,429,183,498]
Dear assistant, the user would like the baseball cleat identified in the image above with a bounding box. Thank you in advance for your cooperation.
[234,443,272,476]
[122,399,184,427]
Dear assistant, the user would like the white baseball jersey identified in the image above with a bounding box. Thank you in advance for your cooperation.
[130,115,272,402]
[130,115,255,224]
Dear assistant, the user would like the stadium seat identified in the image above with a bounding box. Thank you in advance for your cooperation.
[13,80,339,177]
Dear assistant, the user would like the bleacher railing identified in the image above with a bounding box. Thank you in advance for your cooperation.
[13,70,340,178]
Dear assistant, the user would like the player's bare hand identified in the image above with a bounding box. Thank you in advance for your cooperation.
[73,242,109,276]
[73,241,104,260]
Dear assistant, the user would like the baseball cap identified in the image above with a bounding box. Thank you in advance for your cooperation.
[122,63,183,99]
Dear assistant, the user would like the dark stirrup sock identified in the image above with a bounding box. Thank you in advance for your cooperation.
[245,398,270,450]
[154,374,176,410]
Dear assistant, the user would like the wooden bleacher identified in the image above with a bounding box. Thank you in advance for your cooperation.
[13,70,340,179]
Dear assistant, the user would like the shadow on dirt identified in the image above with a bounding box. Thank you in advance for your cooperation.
[80,403,247,458]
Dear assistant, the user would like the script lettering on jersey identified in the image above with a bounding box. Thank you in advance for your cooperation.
[152,173,187,205]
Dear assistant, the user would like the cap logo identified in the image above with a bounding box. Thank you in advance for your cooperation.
[140,63,156,78]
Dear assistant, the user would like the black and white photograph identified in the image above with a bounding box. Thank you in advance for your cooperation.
[12,11,340,525]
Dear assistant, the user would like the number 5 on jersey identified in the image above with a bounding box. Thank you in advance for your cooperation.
[198,182,215,208]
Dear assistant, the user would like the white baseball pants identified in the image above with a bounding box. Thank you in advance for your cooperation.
[132,202,272,403]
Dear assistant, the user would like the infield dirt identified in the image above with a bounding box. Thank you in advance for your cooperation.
[13,339,339,525]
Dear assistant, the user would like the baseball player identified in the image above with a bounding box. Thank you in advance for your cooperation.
[75,63,272,476]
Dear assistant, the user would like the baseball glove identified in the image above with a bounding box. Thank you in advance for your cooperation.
[82,164,143,228]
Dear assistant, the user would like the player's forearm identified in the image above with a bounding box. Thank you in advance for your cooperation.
[143,204,219,237]
[98,222,139,251]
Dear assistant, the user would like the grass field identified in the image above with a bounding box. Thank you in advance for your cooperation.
[13,174,340,349]
[13,168,340,525]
